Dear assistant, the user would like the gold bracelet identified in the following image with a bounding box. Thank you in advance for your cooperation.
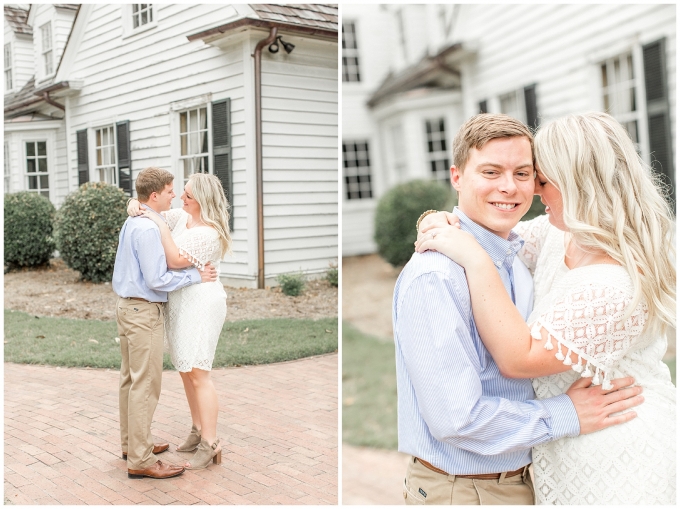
[416,210,439,232]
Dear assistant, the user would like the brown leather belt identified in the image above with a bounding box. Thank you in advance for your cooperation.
[416,458,527,480]
[126,297,162,305]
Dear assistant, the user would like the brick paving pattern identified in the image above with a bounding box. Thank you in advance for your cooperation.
[4,354,338,505]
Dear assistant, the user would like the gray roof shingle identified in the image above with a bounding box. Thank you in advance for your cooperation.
[4,5,32,35]
[250,4,337,31]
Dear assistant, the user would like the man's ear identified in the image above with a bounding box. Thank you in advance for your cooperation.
[450,165,462,193]
[148,191,158,203]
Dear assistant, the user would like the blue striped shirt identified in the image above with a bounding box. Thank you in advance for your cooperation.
[112,206,200,302]
[393,208,579,474]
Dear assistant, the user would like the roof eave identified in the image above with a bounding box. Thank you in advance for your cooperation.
[187,17,337,44]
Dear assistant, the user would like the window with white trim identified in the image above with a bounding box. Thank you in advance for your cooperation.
[95,126,117,185]
[425,118,450,182]
[179,106,210,185]
[500,89,526,123]
[41,22,53,76]
[343,141,372,200]
[600,53,640,149]
[342,22,361,82]
[4,43,12,90]
[4,142,11,193]
[132,4,153,29]
[25,141,49,197]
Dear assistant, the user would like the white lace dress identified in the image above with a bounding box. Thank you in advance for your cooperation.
[162,208,226,372]
[515,215,676,505]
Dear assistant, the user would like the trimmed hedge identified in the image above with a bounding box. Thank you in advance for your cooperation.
[54,182,129,283]
[4,191,56,268]
[374,180,453,267]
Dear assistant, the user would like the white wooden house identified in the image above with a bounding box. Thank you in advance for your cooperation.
[342,4,675,255]
[4,3,338,288]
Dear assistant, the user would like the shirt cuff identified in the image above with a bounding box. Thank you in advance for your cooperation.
[539,393,580,439]
[188,267,201,283]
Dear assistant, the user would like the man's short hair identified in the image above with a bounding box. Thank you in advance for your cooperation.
[452,114,534,171]
[135,167,174,202]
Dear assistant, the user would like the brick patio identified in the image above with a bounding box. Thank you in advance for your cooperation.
[4,354,338,505]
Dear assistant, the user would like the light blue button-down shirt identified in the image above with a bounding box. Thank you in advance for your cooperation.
[112,206,200,302]
[393,208,579,475]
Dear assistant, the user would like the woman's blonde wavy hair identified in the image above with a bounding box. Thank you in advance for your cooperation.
[534,111,675,335]
[188,173,232,257]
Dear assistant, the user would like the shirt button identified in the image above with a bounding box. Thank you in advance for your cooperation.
[495,261,501,267]
[506,249,512,255]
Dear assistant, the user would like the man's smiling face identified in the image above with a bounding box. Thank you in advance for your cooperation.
[451,136,535,239]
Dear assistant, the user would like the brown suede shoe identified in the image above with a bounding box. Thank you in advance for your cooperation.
[122,442,169,460]
[128,460,184,479]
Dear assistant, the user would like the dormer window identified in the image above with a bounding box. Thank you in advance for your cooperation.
[132,4,153,29]
[41,22,53,76]
[4,43,12,90]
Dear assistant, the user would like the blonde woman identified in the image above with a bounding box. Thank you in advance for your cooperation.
[417,112,675,504]
[128,172,232,470]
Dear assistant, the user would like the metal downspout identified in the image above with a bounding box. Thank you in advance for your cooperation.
[42,92,65,111]
[253,27,277,289]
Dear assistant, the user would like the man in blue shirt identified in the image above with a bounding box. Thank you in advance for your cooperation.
[394,114,642,504]
[112,167,217,480]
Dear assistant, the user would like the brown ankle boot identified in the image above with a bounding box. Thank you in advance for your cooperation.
[176,424,201,452]
[186,438,221,470]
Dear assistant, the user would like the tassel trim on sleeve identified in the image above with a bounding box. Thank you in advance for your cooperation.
[178,247,206,271]
[530,320,614,389]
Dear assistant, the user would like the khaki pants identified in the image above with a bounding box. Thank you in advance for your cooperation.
[403,457,535,505]
[116,298,165,470]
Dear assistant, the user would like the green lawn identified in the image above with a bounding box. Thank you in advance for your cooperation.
[342,322,398,449]
[4,309,337,369]
[342,320,676,450]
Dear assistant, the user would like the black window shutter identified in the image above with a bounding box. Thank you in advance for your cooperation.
[524,84,538,131]
[478,100,488,114]
[212,98,233,230]
[116,120,132,196]
[642,38,674,212]
[76,129,89,186]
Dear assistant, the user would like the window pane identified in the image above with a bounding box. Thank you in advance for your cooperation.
[200,107,207,129]
[183,159,193,180]
[133,14,139,29]
[149,7,153,22]
[27,159,35,173]
[37,142,46,156]
[28,175,37,189]
[40,175,49,189]
[190,133,199,154]
[141,10,147,24]
[180,112,187,134]
[97,148,102,166]
[133,4,138,13]
[41,190,49,198]
[601,64,608,88]
[26,142,35,157]
[180,134,187,156]
[189,109,198,132]
[38,158,47,172]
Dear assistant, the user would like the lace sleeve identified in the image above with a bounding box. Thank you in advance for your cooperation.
[529,284,647,389]
[161,208,185,232]
[176,229,219,270]
[514,214,551,274]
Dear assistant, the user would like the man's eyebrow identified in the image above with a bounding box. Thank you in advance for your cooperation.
[475,162,534,170]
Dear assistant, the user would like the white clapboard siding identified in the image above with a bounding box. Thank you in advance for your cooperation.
[64,4,253,279]
[53,124,68,206]
[4,19,34,93]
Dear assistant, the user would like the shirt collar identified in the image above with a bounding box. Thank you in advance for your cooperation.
[453,206,524,270]
[140,203,167,223]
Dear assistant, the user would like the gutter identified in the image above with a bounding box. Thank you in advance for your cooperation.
[187,17,336,43]
[253,27,278,289]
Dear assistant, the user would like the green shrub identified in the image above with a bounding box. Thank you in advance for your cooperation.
[54,182,129,283]
[374,179,453,267]
[276,271,306,296]
[326,263,338,287]
[4,192,56,268]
